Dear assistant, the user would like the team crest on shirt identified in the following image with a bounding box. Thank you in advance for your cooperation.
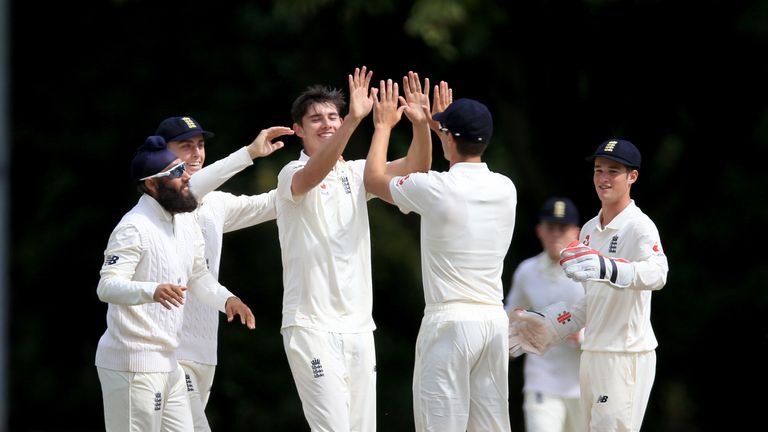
[340,175,351,194]
[609,235,619,253]
[397,174,410,186]
[583,235,590,246]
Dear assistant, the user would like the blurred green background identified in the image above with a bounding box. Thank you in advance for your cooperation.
[9,0,768,430]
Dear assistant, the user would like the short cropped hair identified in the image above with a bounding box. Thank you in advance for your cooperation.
[291,85,346,124]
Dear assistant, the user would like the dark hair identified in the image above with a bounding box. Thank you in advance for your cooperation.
[290,85,346,124]
[453,136,488,157]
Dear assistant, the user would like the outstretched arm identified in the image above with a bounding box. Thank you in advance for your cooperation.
[290,66,374,196]
[364,79,406,204]
[190,125,292,200]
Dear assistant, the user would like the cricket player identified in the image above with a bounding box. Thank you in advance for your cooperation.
[510,139,668,431]
[274,67,431,431]
[365,87,517,432]
[155,116,292,431]
[505,197,586,432]
[95,136,256,432]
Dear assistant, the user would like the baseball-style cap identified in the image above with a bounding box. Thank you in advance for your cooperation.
[130,136,179,182]
[587,139,641,168]
[539,197,579,225]
[155,116,214,142]
[432,98,493,143]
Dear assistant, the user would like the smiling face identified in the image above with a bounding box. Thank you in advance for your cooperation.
[166,135,206,175]
[593,156,637,207]
[293,102,342,156]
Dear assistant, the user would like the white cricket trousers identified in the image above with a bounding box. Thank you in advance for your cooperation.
[178,360,215,432]
[282,326,377,432]
[580,350,656,432]
[413,303,511,432]
[97,364,193,432]
[522,390,586,432]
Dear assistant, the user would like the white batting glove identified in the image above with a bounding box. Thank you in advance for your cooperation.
[559,240,635,288]
[509,301,580,355]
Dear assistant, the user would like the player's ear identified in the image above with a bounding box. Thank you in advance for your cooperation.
[628,169,638,184]
[292,123,305,139]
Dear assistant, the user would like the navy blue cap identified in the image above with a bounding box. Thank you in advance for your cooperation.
[432,98,493,143]
[130,136,179,182]
[155,116,214,142]
[539,197,579,225]
[587,139,641,168]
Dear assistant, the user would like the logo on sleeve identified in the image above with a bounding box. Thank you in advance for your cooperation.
[397,174,410,186]
[583,235,590,246]
[556,310,572,325]
[105,255,119,265]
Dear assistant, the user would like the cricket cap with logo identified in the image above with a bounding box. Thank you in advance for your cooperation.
[539,197,579,225]
[155,116,214,142]
[131,136,179,182]
[432,98,493,143]
[587,139,641,168]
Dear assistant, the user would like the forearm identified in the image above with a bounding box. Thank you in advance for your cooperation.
[189,147,253,200]
[404,121,432,173]
[188,272,235,312]
[364,126,395,203]
[96,273,157,305]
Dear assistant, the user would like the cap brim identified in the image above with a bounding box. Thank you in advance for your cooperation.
[586,154,639,168]
[170,130,214,142]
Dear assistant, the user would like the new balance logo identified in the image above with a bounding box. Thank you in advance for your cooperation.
[105,255,119,265]
[154,392,163,411]
[311,358,324,378]
[597,395,608,404]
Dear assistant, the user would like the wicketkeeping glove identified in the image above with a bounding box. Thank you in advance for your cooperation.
[509,301,580,355]
[509,316,541,358]
[559,240,635,288]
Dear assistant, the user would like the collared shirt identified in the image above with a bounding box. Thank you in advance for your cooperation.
[575,200,668,352]
[276,151,376,333]
[389,162,517,306]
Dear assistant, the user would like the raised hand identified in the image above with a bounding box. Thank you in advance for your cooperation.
[247,126,294,159]
[429,80,453,133]
[372,78,406,131]
[401,71,430,125]
[347,66,374,121]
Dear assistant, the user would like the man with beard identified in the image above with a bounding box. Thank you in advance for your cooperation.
[94,135,256,432]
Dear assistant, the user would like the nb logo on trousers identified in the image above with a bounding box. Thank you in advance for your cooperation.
[597,395,608,403]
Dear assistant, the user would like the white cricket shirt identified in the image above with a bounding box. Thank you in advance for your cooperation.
[505,252,584,398]
[276,152,376,333]
[576,200,668,352]
[389,162,517,306]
